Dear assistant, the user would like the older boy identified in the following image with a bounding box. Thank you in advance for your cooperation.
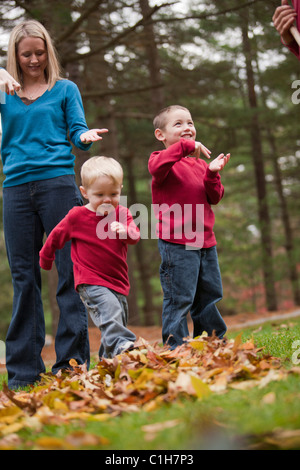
[148,105,230,349]
[40,156,139,358]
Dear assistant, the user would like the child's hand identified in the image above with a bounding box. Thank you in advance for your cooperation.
[208,153,230,172]
[80,128,109,143]
[110,221,126,235]
[191,141,211,160]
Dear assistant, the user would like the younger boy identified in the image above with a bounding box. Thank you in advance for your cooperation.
[148,105,230,349]
[40,156,139,358]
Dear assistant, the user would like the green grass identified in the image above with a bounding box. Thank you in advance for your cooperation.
[229,318,300,366]
[1,317,300,450]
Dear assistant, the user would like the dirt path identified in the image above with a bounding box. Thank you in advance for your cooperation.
[1,307,300,371]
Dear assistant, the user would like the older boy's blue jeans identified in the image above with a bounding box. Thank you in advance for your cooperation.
[3,175,90,389]
[158,239,227,349]
[77,284,136,358]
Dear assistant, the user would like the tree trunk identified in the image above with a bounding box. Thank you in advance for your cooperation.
[241,14,278,311]
[139,0,165,113]
[253,55,300,307]
[267,132,300,305]
[85,5,141,324]
[123,153,155,326]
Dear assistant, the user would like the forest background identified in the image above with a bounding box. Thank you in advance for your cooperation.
[0,0,299,338]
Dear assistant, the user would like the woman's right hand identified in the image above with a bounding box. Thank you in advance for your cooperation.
[0,69,21,95]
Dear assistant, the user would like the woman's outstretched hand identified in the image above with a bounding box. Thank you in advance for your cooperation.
[80,128,109,143]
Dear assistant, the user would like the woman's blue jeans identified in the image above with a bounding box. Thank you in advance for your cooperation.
[158,239,227,349]
[3,175,90,389]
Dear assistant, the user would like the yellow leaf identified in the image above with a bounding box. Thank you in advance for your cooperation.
[42,391,66,409]
[0,421,25,436]
[128,368,153,389]
[233,332,243,351]
[0,406,23,423]
[190,375,211,399]
[53,399,69,411]
[87,413,111,422]
[36,436,75,450]
[189,340,205,351]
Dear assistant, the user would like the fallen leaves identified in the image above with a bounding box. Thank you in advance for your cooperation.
[0,332,298,449]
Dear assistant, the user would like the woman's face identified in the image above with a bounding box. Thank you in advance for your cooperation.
[17,36,48,81]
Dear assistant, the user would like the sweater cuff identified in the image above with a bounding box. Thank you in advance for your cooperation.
[180,138,196,155]
[127,223,140,243]
[206,167,220,179]
[75,136,93,151]
[39,255,53,270]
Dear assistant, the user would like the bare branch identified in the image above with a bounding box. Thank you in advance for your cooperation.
[56,0,104,44]
[82,82,164,99]
[147,0,266,24]
[110,112,154,120]
[65,3,164,63]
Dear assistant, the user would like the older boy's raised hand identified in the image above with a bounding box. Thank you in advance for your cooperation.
[208,153,230,172]
[191,141,211,160]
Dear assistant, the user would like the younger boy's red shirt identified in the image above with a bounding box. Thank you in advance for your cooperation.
[39,205,140,296]
[148,139,224,248]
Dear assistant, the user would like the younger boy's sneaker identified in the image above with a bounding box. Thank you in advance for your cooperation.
[118,341,135,355]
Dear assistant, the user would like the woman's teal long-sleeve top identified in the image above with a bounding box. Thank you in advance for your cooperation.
[0,79,92,187]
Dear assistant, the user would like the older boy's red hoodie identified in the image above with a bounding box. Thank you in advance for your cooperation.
[148,139,224,248]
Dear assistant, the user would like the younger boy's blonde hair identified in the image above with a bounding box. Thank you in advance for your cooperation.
[153,105,189,130]
[81,156,123,188]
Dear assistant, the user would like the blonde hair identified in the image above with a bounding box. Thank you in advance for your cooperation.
[153,105,190,130]
[81,156,123,188]
[7,19,62,90]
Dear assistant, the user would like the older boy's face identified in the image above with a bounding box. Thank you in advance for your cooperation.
[157,109,196,147]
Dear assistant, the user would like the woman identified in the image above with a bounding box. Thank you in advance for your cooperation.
[0,19,108,389]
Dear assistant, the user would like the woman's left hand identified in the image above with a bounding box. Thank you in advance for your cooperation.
[80,128,109,143]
